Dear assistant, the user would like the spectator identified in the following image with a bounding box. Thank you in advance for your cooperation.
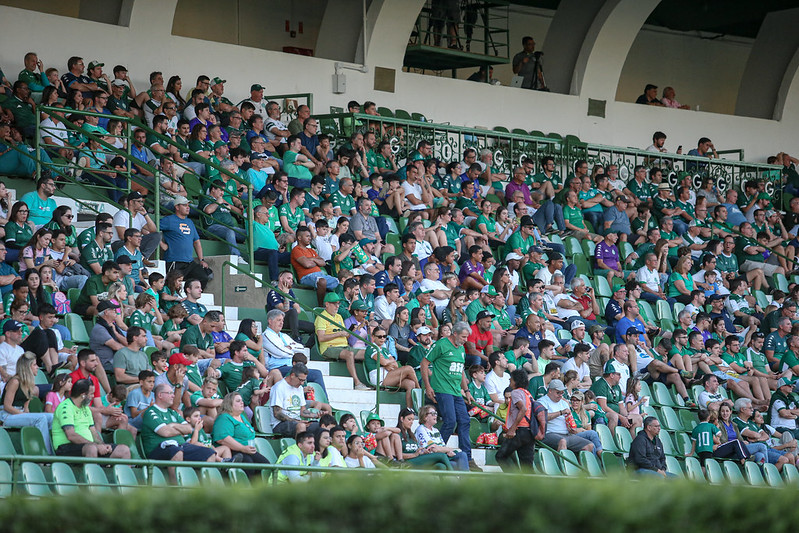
[159,196,211,289]
[661,86,690,109]
[89,300,128,372]
[269,363,317,437]
[635,84,664,106]
[52,378,130,459]
[20,176,57,228]
[260,310,325,390]
[200,180,245,256]
[0,352,54,453]
[512,36,547,90]
[292,226,338,307]
[629,416,673,476]
[538,378,594,454]
[212,392,270,468]
[112,326,149,385]
[112,191,161,258]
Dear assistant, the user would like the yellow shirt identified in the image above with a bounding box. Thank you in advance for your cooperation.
[314,310,347,353]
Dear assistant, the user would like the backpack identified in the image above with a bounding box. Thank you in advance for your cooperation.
[54,290,71,315]
[521,389,547,440]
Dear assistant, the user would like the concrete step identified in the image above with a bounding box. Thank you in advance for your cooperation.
[322,375,356,389]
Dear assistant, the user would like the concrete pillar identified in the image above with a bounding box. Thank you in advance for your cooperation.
[571,0,660,101]
[317,0,365,63]
[736,8,799,120]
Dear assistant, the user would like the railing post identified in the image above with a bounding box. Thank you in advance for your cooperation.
[247,184,254,270]
[35,117,41,181]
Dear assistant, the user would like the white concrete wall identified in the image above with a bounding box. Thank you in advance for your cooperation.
[0,3,794,163]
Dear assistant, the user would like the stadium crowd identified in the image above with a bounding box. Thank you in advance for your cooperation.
[2,51,799,479]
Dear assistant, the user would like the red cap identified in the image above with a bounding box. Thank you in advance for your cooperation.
[168,353,192,366]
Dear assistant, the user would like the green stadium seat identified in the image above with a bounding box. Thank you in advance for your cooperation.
[753,290,769,309]
[600,450,625,473]
[762,462,782,487]
[743,461,765,486]
[411,388,425,413]
[557,329,572,341]
[306,381,329,404]
[672,302,685,318]
[665,456,683,478]
[571,254,591,277]
[114,429,141,460]
[595,424,621,454]
[637,300,655,325]
[581,239,595,258]
[613,426,632,455]
[34,369,48,385]
[67,288,81,307]
[84,463,112,493]
[228,468,251,486]
[782,463,799,485]
[704,458,725,483]
[65,313,90,344]
[679,410,697,431]
[201,467,225,486]
[254,437,278,463]
[254,406,276,437]
[27,397,43,413]
[394,109,412,120]
[175,466,200,487]
[113,464,139,493]
[651,383,678,409]
[773,273,789,292]
[529,130,546,138]
[564,237,581,257]
[511,128,529,136]
[579,450,602,477]
[659,318,675,332]
[659,431,678,457]
[537,448,563,476]
[659,406,683,431]
[376,107,394,117]
[0,428,16,456]
[684,456,705,482]
[558,449,583,476]
[319,118,339,137]
[655,300,674,326]
[149,466,167,486]
[410,112,427,122]
[279,438,295,452]
[21,462,51,496]
[595,276,611,298]
[723,461,745,484]
[674,432,693,456]
[20,426,47,456]
[492,126,509,133]
[51,462,79,495]
[0,461,11,498]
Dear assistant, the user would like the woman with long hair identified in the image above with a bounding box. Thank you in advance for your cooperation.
[189,124,212,158]
[235,318,264,360]
[314,427,345,469]
[391,407,453,469]
[441,289,468,324]
[20,227,55,273]
[166,76,186,110]
[5,201,35,262]
[0,352,54,453]
[160,269,184,312]
[668,255,695,304]
[45,205,77,254]
[388,306,412,361]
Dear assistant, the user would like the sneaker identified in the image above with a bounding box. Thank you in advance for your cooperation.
[354,383,370,391]
[468,459,483,472]
[683,398,697,408]
[679,370,693,379]
[222,453,244,463]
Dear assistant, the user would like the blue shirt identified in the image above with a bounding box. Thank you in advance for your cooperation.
[605,299,623,329]
[267,288,295,312]
[124,386,154,419]
[515,327,542,357]
[0,263,19,295]
[159,214,199,263]
[212,330,233,359]
[721,203,747,227]
[299,131,319,156]
[615,317,646,344]
[374,271,405,296]
[246,167,270,194]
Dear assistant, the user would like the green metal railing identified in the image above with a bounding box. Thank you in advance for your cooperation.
[34,105,256,262]
[317,111,782,202]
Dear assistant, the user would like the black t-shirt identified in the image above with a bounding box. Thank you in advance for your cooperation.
[20,327,58,363]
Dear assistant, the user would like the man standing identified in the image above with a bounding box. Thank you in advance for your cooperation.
[512,36,547,90]
[495,369,545,471]
[112,191,161,259]
[421,321,481,471]
[160,196,211,289]
[52,379,130,459]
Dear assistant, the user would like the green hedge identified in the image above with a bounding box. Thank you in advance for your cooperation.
[2,472,797,533]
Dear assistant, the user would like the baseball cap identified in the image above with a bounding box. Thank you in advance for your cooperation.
[2,321,22,334]
[481,285,498,296]
[612,279,626,293]
[530,246,544,254]
[779,377,795,388]
[707,294,725,303]
[323,293,341,304]
[213,140,227,149]
[173,196,190,206]
[359,237,376,246]
[475,310,496,321]
[168,352,192,367]
[417,326,432,335]
[505,252,524,262]
[548,379,567,391]
[570,320,585,331]
[88,61,104,69]
[250,152,269,160]
[617,195,630,203]
[211,76,226,85]
[127,191,144,201]
[757,192,771,201]
[97,300,120,313]
[111,79,127,87]
[350,300,368,311]
[625,327,641,336]
[588,325,606,336]
[251,83,265,91]
[415,288,434,297]
[603,361,621,375]
[520,215,534,227]
[115,255,132,265]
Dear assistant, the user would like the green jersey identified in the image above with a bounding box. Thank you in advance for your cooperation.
[129,309,155,332]
[52,398,95,450]
[219,360,256,392]
[81,239,113,271]
[425,337,466,397]
[278,203,305,231]
[527,375,547,399]
[563,205,586,230]
[141,405,187,455]
[744,347,769,374]
[691,422,719,454]
[468,380,492,408]
[590,377,623,413]
[180,324,214,353]
[506,231,535,254]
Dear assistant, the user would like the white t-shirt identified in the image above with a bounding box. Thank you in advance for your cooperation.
[538,394,570,434]
[413,240,433,261]
[313,234,336,262]
[112,209,148,243]
[561,357,589,383]
[40,118,68,147]
[770,398,797,430]
[402,181,426,210]
[344,455,376,468]
[374,295,397,322]
[420,278,449,309]
[555,294,580,320]
[636,266,660,293]
[0,342,23,378]
[268,378,304,429]
[484,370,510,400]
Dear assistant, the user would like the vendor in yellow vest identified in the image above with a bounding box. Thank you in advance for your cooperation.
[276,430,317,483]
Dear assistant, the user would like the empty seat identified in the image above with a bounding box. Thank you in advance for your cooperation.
[21,462,51,496]
[20,426,48,456]
[704,458,725,484]
[723,461,745,484]
[51,462,80,495]
[558,449,583,476]
[665,456,684,478]
[175,466,200,487]
[683,456,705,482]
[84,463,112,493]
[537,448,563,476]
[113,464,139,493]
[579,450,602,477]
[228,468,251,486]
[201,467,225,486]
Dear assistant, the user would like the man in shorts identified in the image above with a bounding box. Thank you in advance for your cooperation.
[52,379,131,458]
[314,292,367,390]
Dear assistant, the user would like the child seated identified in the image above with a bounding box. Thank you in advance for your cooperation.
[125,370,156,429]
[183,406,232,461]
[160,305,188,346]
[101,385,137,437]
[150,350,169,376]
[129,292,172,351]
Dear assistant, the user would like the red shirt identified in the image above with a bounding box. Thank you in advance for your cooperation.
[575,294,596,320]
[70,368,101,400]
[467,324,493,358]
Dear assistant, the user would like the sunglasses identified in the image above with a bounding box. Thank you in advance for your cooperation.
[373,334,387,338]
